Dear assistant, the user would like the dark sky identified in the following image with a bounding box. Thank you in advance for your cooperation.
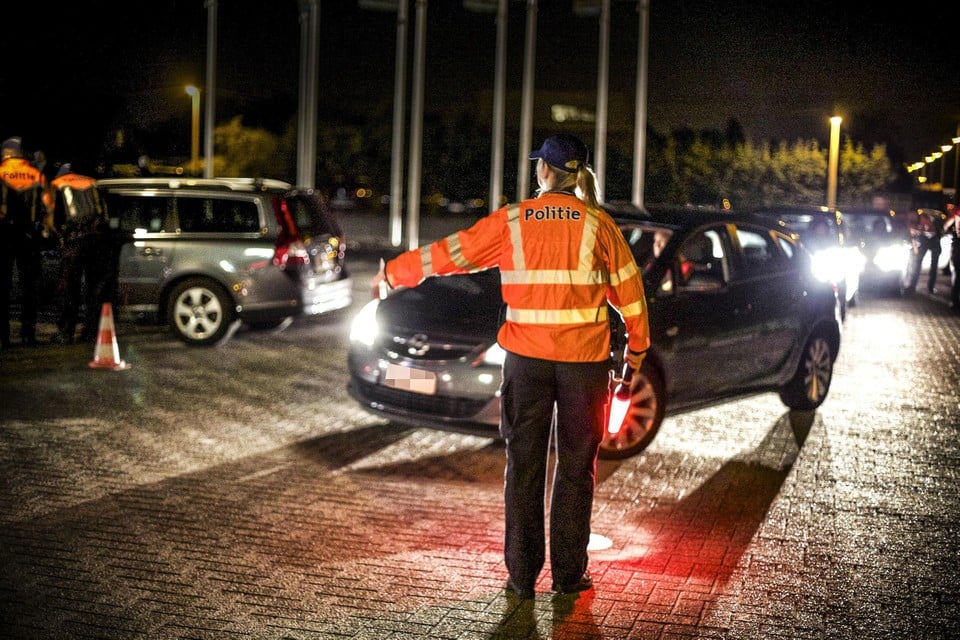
[4,0,958,178]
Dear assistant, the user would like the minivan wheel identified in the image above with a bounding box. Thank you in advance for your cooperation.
[167,278,238,346]
[778,332,834,411]
[599,362,665,460]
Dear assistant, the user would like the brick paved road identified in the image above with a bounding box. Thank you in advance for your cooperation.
[1,264,958,639]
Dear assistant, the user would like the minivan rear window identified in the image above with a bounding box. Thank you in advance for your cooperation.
[176,196,261,233]
[285,191,344,238]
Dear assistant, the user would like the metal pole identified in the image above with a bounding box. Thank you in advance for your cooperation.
[941,151,948,188]
[296,0,320,189]
[631,0,649,209]
[489,0,507,211]
[191,90,200,173]
[406,0,427,250]
[516,0,537,200]
[389,1,409,247]
[954,128,960,195]
[203,0,217,178]
[594,0,610,196]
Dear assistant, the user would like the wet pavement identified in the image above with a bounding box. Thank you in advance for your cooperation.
[1,227,959,638]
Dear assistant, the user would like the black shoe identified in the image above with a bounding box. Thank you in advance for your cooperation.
[552,573,593,594]
[505,579,535,600]
[51,332,74,345]
[21,336,37,347]
[928,287,938,294]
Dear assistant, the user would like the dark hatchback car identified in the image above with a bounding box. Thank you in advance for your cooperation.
[347,204,842,459]
[745,204,864,319]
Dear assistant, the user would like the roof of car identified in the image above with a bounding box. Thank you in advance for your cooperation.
[604,200,791,232]
[96,177,293,193]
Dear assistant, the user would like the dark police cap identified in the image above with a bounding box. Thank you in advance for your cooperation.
[1,137,23,156]
[529,134,589,173]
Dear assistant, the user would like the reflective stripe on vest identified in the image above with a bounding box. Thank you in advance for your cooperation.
[505,305,609,324]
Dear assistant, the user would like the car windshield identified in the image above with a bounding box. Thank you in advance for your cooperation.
[843,211,908,244]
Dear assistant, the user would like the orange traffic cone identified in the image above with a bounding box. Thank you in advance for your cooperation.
[88,302,129,370]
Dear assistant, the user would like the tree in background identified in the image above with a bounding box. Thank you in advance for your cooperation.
[137,114,897,212]
[213,116,289,179]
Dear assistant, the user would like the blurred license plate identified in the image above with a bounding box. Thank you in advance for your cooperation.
[383,363,437,395]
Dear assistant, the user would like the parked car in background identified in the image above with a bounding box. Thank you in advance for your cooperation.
[347,204,842,459]
[98,177,352,345]
[747,205,864,319]
[842,207,911,295]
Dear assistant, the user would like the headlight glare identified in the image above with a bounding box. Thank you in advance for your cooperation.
[349,299,380,347]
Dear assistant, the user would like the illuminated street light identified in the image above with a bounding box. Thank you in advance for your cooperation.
[827,116,841,209]
[185,85,201,175]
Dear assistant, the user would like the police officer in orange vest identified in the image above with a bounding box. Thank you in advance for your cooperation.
[50,163,110,344]
[372,134,650,599]
[944,202,960,312]
[0,136,49,347]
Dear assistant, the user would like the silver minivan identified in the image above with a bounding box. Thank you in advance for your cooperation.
[98,177,352,346]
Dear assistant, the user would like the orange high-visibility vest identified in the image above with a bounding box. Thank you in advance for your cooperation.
[386,191,650,363]
[0,157,45,224]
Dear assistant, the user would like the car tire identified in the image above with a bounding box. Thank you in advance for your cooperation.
[599,361,665,460]
[778,331,834,411]
[167,278,238,346]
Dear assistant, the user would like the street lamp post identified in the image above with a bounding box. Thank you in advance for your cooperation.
[185,85,201,175]
[953,134,960,193]
[940,145,953,187]
[827,116,841,209]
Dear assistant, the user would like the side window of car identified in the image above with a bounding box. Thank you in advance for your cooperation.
[106,194,173,235]
[176,197,261,233]
[677,228,727,290]
[735,227,789,278]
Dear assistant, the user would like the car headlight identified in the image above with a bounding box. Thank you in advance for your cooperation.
[873,244,909,273]
[349,298,380,347]
[811,247,845,283]
[482,342,507,366]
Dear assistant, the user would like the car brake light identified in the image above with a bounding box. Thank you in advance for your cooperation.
[273,240,309,268]
[272,195,310,268]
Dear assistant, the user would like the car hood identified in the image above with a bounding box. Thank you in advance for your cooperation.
[377,269,504,343]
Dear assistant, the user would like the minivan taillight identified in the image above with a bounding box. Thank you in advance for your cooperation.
[272,195,309,269]
[273,240,310,268]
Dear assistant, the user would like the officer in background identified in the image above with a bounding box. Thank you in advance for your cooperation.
[906,209,944,294]
[943,202,960,312]
[50,163,110,344]
[0,136,49,348]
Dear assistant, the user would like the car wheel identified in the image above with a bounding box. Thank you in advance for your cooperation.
[599,361,665,460]
[778,332,834,411]
[167,278,238,346]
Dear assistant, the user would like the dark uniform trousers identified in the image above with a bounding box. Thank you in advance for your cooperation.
[0,224,42,346]
[499,352,609,591]
[908,234,942,293]
[57,227,116,341]
[951,235,960,308]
